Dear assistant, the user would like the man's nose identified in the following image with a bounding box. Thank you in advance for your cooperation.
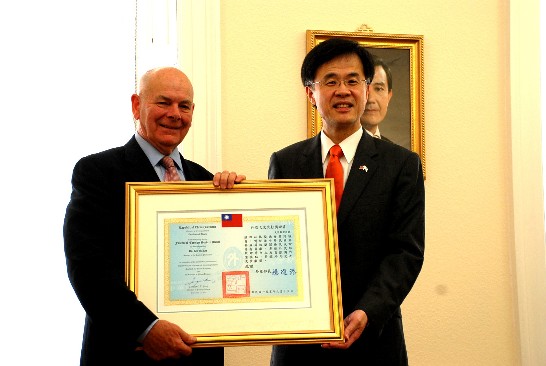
[167,105,181,120]
[334,85,351,96]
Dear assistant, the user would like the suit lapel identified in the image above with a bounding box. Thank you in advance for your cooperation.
[123,136,161,182]
[337,133,378,224]
[298,134,324,178]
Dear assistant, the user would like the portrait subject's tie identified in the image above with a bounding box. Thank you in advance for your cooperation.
[325,144,344,212]
[161,156,181,181]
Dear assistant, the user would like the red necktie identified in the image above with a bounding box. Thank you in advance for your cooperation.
[325,145,344,211]
[161,156,181,181]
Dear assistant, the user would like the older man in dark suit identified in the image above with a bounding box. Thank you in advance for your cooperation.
[269,38,425,365]
[64,67,245,365]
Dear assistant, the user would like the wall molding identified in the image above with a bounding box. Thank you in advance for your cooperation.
[177,0,222,172]
[510,1,546,364]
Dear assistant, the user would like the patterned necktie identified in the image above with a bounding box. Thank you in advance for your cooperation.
[325,144,344,211]
[161,156,181,181]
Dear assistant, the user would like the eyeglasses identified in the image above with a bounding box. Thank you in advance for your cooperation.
[308,78,371,89]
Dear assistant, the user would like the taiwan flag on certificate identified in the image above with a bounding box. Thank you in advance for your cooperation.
[222,213,243,227]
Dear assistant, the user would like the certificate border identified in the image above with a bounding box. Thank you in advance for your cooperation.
[125,179,343,346]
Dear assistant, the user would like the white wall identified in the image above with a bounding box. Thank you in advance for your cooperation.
[0,2,136,364]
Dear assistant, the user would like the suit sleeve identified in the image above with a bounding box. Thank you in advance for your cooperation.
[63,156,157,343]
[356,152,425,334]
[268,152,283,179]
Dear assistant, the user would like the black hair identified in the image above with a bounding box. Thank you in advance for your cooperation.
[372,57,393,91]
[301,38,375,87]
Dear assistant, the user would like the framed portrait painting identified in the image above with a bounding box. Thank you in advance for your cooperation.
[306,30,425,176]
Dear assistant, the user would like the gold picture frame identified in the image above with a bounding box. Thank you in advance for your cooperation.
[125,179,344,347]
[306,30,425,177]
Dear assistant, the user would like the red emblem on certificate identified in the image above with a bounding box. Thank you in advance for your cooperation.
[222,271,250,298]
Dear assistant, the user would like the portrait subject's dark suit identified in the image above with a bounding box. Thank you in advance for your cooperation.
[64,136,223,366]
[268,132,425,366]
[380,134,392,143]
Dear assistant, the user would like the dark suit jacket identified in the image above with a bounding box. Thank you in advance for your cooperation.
[268,132,425,366]
[380,134,392,143]
[64,136,223,366]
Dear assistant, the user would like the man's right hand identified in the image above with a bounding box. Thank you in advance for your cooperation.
[141,320,197,361]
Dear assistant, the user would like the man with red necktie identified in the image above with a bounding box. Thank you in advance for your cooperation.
[268,38,425,366]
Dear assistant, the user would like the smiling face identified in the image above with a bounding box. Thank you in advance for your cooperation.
[131,67,195,155]
[360,65,393,134]
[306,54,369,142]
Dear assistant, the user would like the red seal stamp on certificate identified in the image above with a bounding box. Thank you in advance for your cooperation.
[222,271,250,298]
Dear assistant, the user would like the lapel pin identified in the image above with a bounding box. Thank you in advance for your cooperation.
[359,165,368,172]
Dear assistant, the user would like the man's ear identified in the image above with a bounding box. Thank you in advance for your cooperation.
[305,86,317,108]
[131,94,140,120]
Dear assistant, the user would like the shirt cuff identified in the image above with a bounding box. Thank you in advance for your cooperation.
[137,319,159,343]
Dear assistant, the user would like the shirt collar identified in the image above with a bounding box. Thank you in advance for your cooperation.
[135,132,183,169]
[321,127,363,165]
[365,127,381,139]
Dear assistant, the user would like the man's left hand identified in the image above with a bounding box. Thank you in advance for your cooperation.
[321,309,368,350]
[213,171,246,189]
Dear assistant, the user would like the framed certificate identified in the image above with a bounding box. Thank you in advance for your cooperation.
[125,179,343,347]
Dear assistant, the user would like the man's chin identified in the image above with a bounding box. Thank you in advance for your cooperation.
[361,119,380,128]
